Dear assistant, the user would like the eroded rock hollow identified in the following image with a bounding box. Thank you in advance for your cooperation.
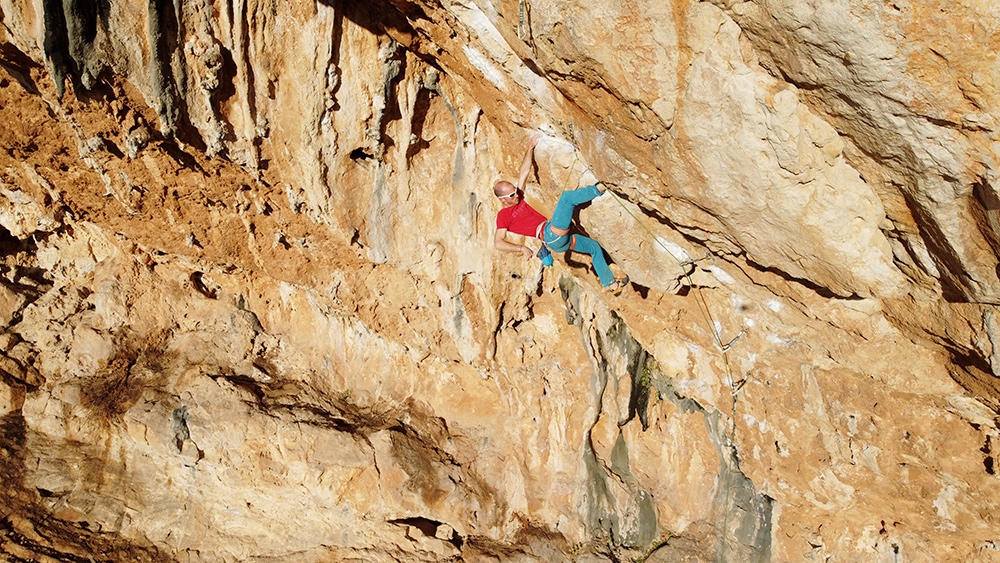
[1,0,999,561]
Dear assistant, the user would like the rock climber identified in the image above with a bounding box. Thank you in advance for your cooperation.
[492,133,629,296]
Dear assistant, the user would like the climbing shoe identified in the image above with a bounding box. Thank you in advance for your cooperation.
[606,276,629,297]
[537,245,554,267]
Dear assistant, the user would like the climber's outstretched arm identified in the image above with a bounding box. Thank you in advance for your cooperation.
[515,133,543,191]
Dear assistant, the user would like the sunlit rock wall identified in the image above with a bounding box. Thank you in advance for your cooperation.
[0,0,999,561]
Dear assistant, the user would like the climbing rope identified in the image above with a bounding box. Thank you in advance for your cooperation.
[557,143,746,561]
[607,186,746,562]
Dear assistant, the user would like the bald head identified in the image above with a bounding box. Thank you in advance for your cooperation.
[493,181,516,197]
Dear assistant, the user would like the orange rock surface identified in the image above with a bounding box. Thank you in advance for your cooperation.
[1,1,999,561]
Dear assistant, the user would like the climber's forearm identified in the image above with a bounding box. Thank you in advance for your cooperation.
[494,229,533,259]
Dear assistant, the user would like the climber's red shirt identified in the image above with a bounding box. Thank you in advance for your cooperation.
[496,200,547,238]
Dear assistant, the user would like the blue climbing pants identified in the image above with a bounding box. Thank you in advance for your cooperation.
[541,185,615,287]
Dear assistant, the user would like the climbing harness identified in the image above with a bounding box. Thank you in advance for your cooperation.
[543,226,573,251]
[536,219,576,255]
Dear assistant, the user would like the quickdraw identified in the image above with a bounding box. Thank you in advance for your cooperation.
[518,0,530,42]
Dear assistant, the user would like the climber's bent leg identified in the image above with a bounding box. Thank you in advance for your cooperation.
[549,184,602,231]
[570,234,615,287]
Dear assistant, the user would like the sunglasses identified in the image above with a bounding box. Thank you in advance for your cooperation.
[498,190,520,200]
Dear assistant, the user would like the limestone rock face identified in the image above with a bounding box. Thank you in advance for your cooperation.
[1,1,1000,562]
